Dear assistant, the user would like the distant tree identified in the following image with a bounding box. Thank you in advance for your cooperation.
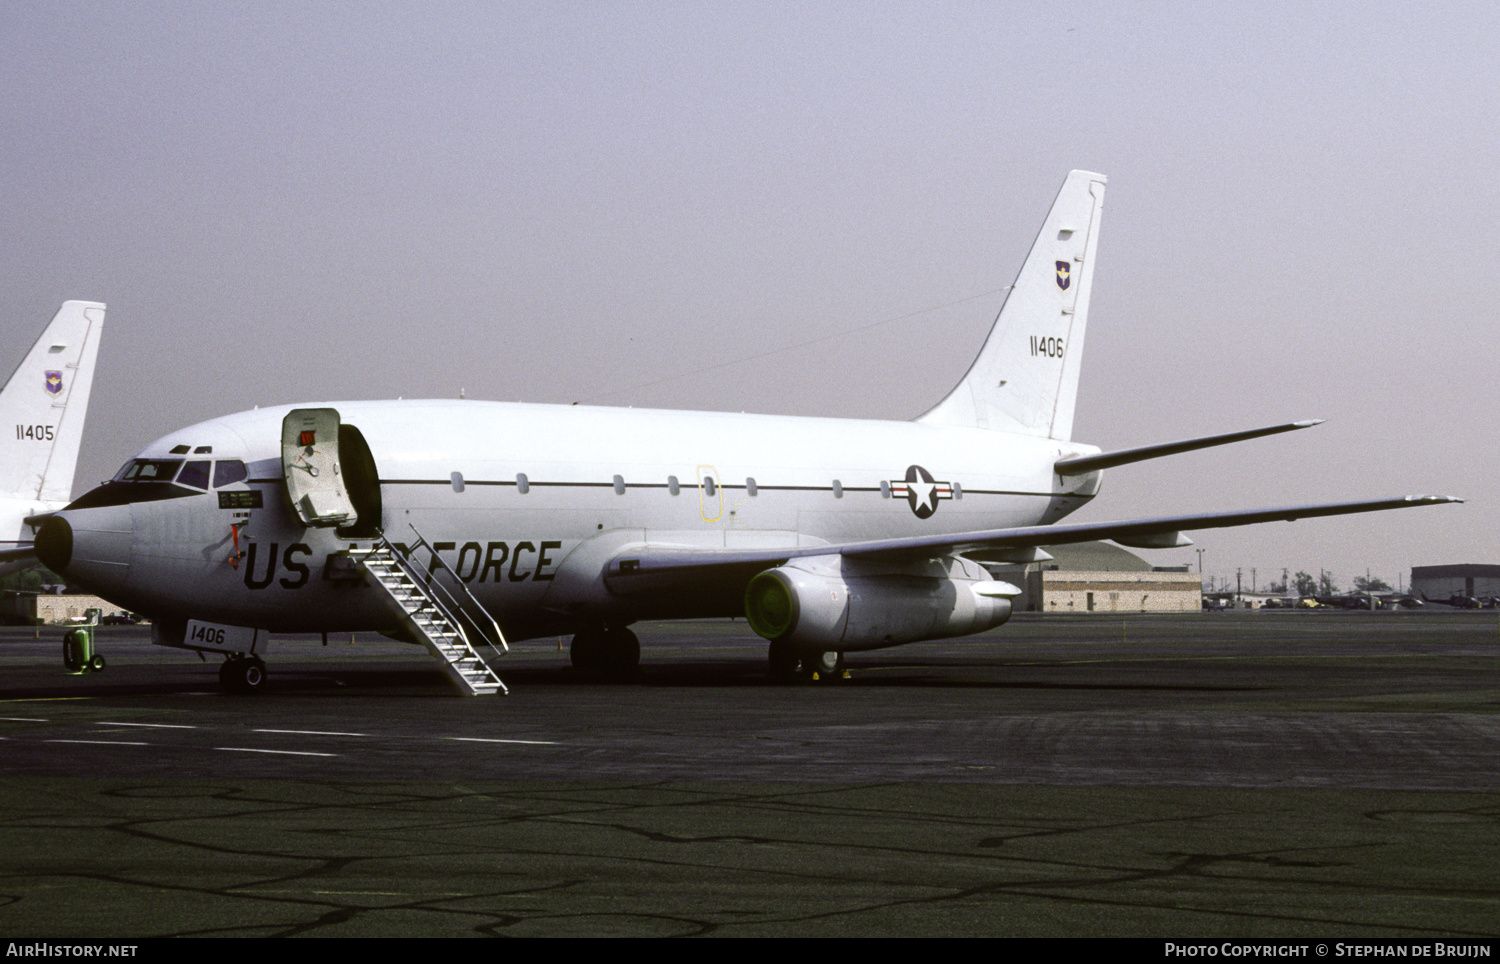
[0,566,64,595]
[1293,571,1317,596]
[1266,579,1288,594]
[1353,575,1392,592]
[0,568,45,593]
[1318,571,1338,596]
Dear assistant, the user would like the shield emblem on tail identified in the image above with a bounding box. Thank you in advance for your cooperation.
[44,371,63,396]
[1055,261,1071,291]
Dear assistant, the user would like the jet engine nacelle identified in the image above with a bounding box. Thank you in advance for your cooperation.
[743,556,1017,652]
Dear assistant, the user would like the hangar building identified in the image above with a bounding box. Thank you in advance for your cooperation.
[1409,565,1500,601]
[1001,542,1203,613]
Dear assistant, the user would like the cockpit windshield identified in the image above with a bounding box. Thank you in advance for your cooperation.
[176,460,212,490]
[73,458,252,509]
[213,460,248,487]
[110,458,248,487]
[116,459,183,483]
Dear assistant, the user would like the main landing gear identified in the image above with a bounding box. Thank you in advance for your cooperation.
[569,625,640,680]
[767,640,846,683]
[219,654,267,694]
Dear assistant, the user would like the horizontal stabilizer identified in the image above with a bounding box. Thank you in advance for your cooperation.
[1054,420,1323,476]
[0,545,36,565]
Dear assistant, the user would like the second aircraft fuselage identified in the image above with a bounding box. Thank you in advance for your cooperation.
[47,398,1102,639]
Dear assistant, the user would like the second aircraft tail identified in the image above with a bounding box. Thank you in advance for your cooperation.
[918,170,1106,440]
[0,301,106,504]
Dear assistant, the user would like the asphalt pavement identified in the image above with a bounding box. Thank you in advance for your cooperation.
[1,611,1495,936]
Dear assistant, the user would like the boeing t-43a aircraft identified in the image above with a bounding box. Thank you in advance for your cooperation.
[34,173,1456,694]
[0,301,105,578]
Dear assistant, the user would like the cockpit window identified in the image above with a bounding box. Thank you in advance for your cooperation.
[177,461,212,490]
[71,456,254,510]
[119,459,183,482]
[213,460,248,487]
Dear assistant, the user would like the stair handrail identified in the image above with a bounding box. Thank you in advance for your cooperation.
[352,536,508,695]
[400,525,511,656]
[368,533,478,663]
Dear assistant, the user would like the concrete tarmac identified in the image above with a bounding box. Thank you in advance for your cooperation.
[0,611,1496,936]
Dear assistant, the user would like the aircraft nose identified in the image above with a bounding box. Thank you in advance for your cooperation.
[36,506,133,594]
[34,516,72,572]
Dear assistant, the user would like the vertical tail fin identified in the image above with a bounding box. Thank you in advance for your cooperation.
[0,301,106,503]
[918,170,1105,440]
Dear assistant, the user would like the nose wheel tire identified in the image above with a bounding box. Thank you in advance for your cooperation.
[219,655,267,694]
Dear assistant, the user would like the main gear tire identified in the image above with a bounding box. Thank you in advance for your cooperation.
[767,639,800,683]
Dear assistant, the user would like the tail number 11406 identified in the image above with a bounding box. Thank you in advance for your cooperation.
[1030,336,1064,358]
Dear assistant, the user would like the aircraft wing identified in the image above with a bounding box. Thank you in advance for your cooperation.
[605,495,1460,587]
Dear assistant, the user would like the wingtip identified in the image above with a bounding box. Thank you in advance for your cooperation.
[1292,419,1325,428]
[1408,494,1463,504]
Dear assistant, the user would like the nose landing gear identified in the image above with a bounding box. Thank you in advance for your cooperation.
[219,654,267,694]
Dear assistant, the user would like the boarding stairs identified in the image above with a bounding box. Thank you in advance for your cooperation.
[349,528,509,696]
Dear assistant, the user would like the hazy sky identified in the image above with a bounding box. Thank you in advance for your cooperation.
[2,1,1495,592]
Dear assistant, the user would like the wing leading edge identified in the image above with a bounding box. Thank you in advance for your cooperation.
[604,495,1460,588]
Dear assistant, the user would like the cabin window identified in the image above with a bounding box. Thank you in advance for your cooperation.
[702,476,716,497]
[213,460,248,488]
[613,474,626,495]
[746,477,757,496]
[193,446,212,454]
[176,461,212,490]
[451,471,465,493]
[516,473,529,494]
[668,475,680,496]
[832,480,843,499]
[169,444,190,455]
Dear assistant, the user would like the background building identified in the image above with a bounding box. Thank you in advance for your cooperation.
[0,592,118,625]
[1410,565,1500,601]
[1000,542,1204,613]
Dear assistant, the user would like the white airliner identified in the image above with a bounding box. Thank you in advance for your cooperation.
[33,173,1457,693]
[0,301,106,578]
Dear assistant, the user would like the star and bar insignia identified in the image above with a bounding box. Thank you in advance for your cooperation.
[889,464,952,519]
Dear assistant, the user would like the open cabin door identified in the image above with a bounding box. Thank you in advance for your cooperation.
[282,408,358,527]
